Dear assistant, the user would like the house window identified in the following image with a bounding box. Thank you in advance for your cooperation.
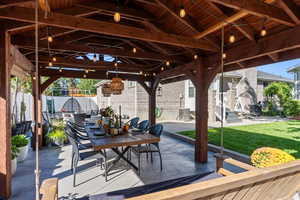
[188,86,195,98]
[157,87,162,96]
[128,81,135,88]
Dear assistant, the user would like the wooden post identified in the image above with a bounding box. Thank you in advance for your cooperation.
[32,75,43,148]
[0,29,12,198]
[149,88,156,126]
[189,61,213,163]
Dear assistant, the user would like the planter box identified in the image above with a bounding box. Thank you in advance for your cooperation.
[17,144,29,162]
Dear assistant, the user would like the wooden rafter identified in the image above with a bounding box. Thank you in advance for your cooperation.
[278,0,300,24]
[0,0,32,8]
[13,37,181,62]
[209,0,295,27]
[0,6,217,51]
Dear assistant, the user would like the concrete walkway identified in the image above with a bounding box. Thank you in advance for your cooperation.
[12,134,217,200]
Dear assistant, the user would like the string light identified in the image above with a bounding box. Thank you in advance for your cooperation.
[52,57,56,62]
[114,12,121,22]
[166,61,170,66]
[85,69,89,74]
[153,72,156,76]
[32,76,36,80]
[59,68,63,72]
[161,66,164,71]
[83,74,87,78]
[179,6,186,18]
[133,47,137,53]
[47,35,53,43]
[194,54,198,60]
[222,53,227,59]
[114,62,118,67]
[139,71,143,75]
[48,61,53,67]
[229,33,236,43]
[260,27,267,37]
[93,54,97,62]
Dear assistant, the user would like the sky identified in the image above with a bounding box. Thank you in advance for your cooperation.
[257,58,300,79]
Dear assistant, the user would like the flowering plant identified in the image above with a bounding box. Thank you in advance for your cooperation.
[251,147,295,168]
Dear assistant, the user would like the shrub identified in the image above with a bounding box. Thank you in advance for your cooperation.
[12,135,29,147]
[251,147,295,168]
[283,100,300,117]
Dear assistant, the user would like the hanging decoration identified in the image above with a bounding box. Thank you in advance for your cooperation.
[110,77,124,94]
[102,83,112,97]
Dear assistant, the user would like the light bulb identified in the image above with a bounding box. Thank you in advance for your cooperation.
[161,66,164,71]
[47,36,53,42]
[222,53,227,59]
[52,57,56,62]
[114,12,121,22]
[179,7,186,18]
[229,34,235,43]
[133,47,137,53]
[194,54,198,60]
[260,28,267,37]
[139,71,143,75]
[93,54,97,62]
[114,62,118,67]
[59,68,62,72]
[83,74,87,78]
[85,69,89,74]
[32,76,36,80]
[166,61,170,66]
[48,61,53,67]
[153,73,156,76]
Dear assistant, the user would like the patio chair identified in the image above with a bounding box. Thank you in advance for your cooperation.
[131,124,163,175]
[65,127,104,187]
[127,117,139,128]
[136,120,149,132]
[67,121,88,138]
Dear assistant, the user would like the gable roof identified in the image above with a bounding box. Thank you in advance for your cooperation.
[257,71,293,83]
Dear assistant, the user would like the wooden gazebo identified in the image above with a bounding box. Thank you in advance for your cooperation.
[1,0,300,198]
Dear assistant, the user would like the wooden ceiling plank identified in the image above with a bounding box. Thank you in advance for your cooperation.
[0,6,217,51]
[0,0,32,8]
[209,0,295,27]
[278,0,300,24]
[13,37,179,62]
[194,10,249,39]
[206,25,300,66]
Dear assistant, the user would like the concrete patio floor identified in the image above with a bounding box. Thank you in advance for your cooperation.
[12,133,221,200]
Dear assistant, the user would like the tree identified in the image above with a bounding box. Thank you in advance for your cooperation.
[264,82,292,107]
[76,79,100,95]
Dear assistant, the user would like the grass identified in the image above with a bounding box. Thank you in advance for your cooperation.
[177,120,300,158]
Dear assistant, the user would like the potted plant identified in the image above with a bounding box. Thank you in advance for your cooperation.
[100,106,115,124]
[11,145,19,175]
[12,135,29,162]
[46,128,67,147]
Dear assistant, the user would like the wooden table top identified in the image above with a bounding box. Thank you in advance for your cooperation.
[86,127,160,150]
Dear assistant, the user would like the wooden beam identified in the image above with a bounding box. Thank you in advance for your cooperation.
[40,76,60,93]
[268,53,279,61]
[0,0,32,8]
[39,68,150,82]
[10,45,34,74]
[160,75,189,84]
[13,37,178,62]
[194,11,249,39]
[278,0,300,24]
[33,56,151,72]
[0,6,217,51]
[158,62,196,79]
[209,0,295,27]
[206,25,300,67]
[0,29,12,199]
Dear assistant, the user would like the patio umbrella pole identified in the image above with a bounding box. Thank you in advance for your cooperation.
[34,0,40,199]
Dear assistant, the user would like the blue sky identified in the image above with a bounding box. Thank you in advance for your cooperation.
[257,58,300,79]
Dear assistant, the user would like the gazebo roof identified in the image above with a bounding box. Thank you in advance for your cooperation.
[1,0,300,83]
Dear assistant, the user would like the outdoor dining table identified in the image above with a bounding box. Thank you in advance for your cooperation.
[85,125,160,181]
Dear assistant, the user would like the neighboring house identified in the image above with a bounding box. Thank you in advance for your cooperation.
[96,68,293,122]
[288,65,300,99]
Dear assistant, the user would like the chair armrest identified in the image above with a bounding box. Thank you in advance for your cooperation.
[40,178,58,200]
[224,158,256,171]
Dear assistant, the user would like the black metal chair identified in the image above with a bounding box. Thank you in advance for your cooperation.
[66,123,92,150]
[127,117,139,128]
[65,127,103,187]
[137,120,150,132]
[67,121,88,138]
[131,124,163,175]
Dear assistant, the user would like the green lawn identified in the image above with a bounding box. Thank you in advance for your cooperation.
[177,120,300,158]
